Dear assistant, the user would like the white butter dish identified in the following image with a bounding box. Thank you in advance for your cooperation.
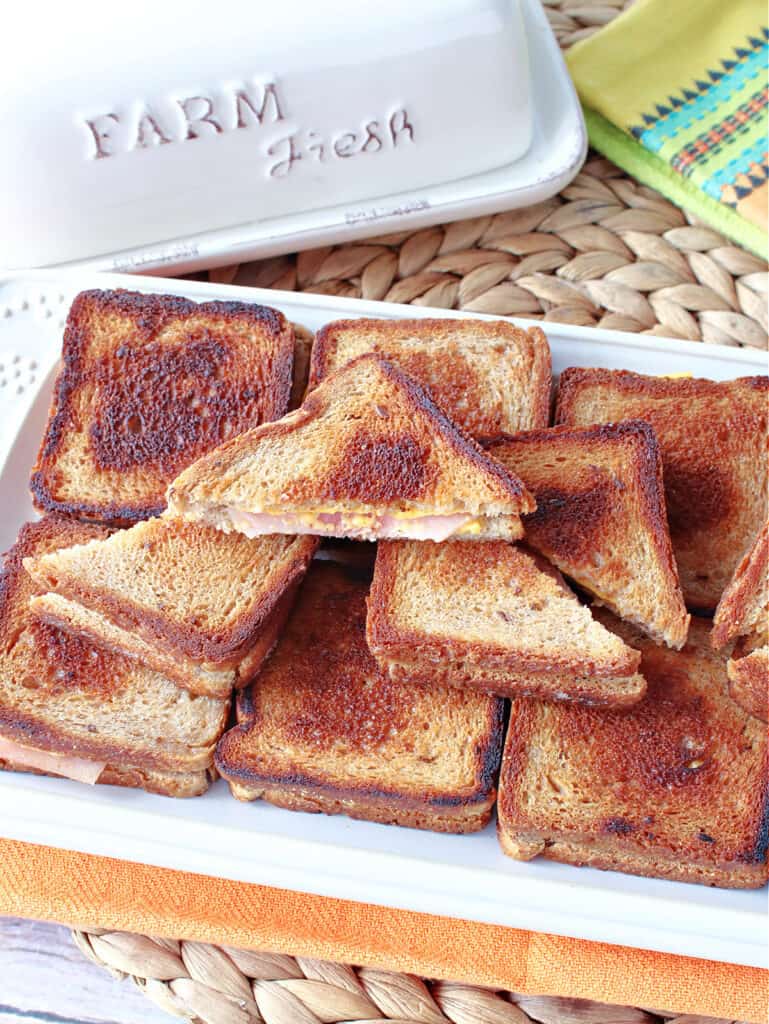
[0,0,584,274]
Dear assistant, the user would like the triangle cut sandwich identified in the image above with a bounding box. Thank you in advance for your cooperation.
[26,515,318,699]
[712,522,768,721]
[367,540,646,706]
[216,561,505,833]
[0,516,228,797]
[485,422,689,649]
[555,368,768,612]
[169,354,534,543]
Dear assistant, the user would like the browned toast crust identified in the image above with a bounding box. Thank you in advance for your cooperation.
[172,353,533,512]
[31,289,295,524]
[0,516,228,774]
[309,318,551,436]
[484,421,688,648]
[0,758,212,798]
[497,615,769,888]
[216,562,505,833]
[554,368,769,612]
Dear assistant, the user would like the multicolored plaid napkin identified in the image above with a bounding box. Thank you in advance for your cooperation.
[567,0,768,257]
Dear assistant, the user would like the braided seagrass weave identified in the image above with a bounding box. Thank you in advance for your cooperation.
[69,1,766,1020]
[74,929,723,1024]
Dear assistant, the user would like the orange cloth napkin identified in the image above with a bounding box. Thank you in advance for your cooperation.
[1,838,765,1021]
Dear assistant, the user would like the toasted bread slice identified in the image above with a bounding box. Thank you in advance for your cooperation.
[26,516,317,698]
[309,318,551,436]
[712,522,768,649]
[727,640,768,722]
[367,540,645,706]
[485,422,689,648]
[31,289,295,524]
[169,354,535,542]
[712,523,768,721]
[0,516,228,791]
[555,369,768,611]
[216,561,505,833]
[498,613,769,888]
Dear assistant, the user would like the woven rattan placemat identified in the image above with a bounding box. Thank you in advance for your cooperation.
[188,0,767,350]
[71,2,766,1022]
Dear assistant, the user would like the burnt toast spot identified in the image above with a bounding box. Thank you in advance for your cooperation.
[523,475,612,565]
[603,817,634,835]
[23,620,125,699]
[90,333,260,473]
[663,461,732,536]
[322,431,435,503]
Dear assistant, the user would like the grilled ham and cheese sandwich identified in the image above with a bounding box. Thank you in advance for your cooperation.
[168,354,535,542]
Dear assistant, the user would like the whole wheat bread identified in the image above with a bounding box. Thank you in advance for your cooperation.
[309,318,551,437]
[712,522,768,721]
[367,540,645,706]
[555,369,768,611]
[26,515,317,697]
[485,422,689,648]
[30,289,295,524]
[168,354,535,542]
[497,613,768,888]
[0,516,228,788]
[216,561,505,833]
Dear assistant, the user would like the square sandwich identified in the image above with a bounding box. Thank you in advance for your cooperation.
[216,561,505,833]
[31,289,295,524]
[0,516,229,797]
[497,612,769,888]
[309,317,551,437]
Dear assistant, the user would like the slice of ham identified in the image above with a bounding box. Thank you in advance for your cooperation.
[0,736,105,785]
[379,513,471,541]
[226,508,472,541]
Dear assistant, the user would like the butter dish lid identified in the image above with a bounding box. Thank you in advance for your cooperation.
[0,0,584,274]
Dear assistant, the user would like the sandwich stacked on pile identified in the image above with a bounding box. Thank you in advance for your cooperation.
[3,292,767,891]
[1,289,315,794]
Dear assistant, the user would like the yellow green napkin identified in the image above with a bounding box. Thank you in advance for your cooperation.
[567,0,768,258]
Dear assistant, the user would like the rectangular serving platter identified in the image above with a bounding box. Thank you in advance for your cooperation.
[0,270,766,968]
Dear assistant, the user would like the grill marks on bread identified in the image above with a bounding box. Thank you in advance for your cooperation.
[31,289,295,523]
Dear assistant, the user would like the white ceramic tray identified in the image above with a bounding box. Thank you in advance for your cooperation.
[31,0,585,276]
[0,270,766,969]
